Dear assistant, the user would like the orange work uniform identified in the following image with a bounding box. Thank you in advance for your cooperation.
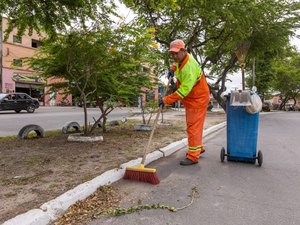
[163,53,210,162]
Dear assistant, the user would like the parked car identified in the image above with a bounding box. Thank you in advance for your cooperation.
[262,102,271,112]
[0,93,39,113]
[285,103,299,111]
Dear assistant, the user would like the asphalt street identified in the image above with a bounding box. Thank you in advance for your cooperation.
[89,112,300,225]
[0,106,139,137]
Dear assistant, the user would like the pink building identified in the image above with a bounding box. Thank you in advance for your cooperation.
[0,17,72,106]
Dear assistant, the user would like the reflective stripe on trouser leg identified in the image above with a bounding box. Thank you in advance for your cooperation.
[185,107,207,162]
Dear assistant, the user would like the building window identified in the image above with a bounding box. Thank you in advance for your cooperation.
[13,59,23,67]
[31,39,41,48]
[13,35,22,44]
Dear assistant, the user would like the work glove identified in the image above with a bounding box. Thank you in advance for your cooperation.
[158,98,165,108]
[167,69,174,79]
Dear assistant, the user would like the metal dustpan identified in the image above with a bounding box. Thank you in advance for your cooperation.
[230,90,252,106]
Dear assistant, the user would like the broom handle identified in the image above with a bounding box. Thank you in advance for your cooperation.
[141,105,162,164]
[141,77,171,164]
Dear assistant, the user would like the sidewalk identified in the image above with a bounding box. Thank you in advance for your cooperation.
[2,109,226,225]
[86,112,300,225]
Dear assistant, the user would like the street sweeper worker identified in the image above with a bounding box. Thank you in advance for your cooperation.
[159,39,210,166]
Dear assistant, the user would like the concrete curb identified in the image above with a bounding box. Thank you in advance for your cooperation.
[3,122,226,225]
[159,139,187,157]
[203,121,226,137]
[2,209,51,225]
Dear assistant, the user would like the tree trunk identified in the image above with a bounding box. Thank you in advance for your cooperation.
[89,113,104,134]
[279,95,289,110]
[209,52,238,112]
[82,96,88,134]
[147,111,153,125]
[141,107,146,125]
[102,116,107,133]
[211,87,226,112]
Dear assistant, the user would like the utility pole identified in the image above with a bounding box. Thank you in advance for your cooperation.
[252,58,255,87]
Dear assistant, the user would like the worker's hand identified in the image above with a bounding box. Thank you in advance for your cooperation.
[167,69,174,79]
[158,98,165,108]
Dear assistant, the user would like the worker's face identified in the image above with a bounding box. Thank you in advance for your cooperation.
[170,49,187,63]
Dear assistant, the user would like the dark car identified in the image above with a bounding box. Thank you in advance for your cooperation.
[0,93,40,113]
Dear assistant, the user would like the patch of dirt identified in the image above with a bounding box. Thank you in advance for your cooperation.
[0,110,225,224]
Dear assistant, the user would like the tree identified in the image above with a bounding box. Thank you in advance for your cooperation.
[122,0,300,110]
[0,0,116,39]
[271,49,300,110]
[245,53,275,98]
[28,21,160,134]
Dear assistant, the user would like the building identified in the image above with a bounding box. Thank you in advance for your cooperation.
[0,17,71,106]
[270,94,300,110]
[138,63,159,108]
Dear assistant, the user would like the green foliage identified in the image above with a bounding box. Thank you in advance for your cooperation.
[246,46,300,109]
[122,0,300,109]
[108,203,177,216]
[1,0,117,39]
[245,54,275,96]
[108,186,199,216]
[28,19,161,134]
[271,48,300,108]
[0,135,17,141]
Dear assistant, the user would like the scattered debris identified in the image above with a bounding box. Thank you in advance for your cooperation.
[108,186,200,216]
[54,186,121,225]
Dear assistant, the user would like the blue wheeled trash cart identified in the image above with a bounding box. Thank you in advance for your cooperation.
[220,92,263,166]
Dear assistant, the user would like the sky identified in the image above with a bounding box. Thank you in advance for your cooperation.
[116,1,135,22]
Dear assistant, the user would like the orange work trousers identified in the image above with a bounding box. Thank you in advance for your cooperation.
[185,106,208,162]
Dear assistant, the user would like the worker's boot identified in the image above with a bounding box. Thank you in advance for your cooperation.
[179,158,198,166]
[200,146,205,154]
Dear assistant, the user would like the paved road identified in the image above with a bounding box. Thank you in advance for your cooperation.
[0,106,140,137]
[90,112,300,225]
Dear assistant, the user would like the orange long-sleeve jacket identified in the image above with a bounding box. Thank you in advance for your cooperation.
[164,53,210,109]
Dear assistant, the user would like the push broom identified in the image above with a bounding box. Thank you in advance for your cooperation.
[123,77,172,185]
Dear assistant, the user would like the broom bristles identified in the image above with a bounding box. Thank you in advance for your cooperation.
[124,166,160,185]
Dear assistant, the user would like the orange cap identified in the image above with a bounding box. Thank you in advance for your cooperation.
[169,39,185,52]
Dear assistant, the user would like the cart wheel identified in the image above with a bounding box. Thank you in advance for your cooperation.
[220,147,225,162]
[257,150,263,166]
